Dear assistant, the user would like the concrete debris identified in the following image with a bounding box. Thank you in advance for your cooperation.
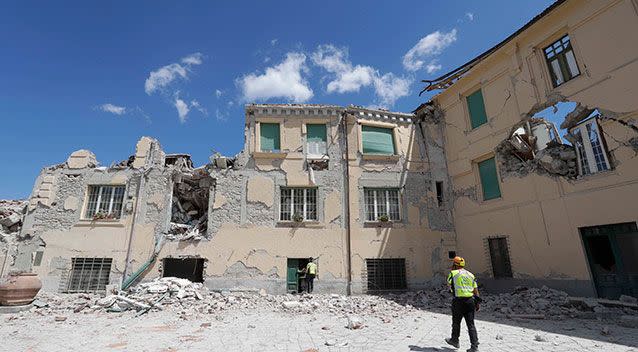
[346,315,364,329]
[0,200,26,236]
[168,168,212,241]
[620,295,638,305]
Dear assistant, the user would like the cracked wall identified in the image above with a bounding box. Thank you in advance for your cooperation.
[429,0,638,296]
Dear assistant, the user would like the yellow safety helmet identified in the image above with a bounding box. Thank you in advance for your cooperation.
[452,256,465,267]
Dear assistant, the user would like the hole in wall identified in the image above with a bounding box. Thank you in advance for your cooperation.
[162,257,205,283]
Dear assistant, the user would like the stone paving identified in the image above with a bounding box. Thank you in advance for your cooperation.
[2,308,637,351]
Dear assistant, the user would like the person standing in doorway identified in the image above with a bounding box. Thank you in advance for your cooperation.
[305,257,317,293]
[445,256,481,352]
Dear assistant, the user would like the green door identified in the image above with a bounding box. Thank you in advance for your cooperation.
[287,259,299,293]
[581,222,638,299]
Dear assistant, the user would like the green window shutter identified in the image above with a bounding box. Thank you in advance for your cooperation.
[362,125,395,155]
[260,123,280,152]
[478,157,501,200]
[306,124,326,143]
[467,89,488,129]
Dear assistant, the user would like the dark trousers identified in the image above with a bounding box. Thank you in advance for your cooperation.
[306,274,315,293]
[451,297,478,347]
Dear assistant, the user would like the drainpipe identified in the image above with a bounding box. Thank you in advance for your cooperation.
[341,112,353,296]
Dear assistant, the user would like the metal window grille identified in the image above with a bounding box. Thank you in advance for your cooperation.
[64,257,112,293]
[279,188,317,221]
[488,237,513,278]
[544,35,580,87]
[366,258,407,292]
[364,188,401,221]
[85,185,126,219]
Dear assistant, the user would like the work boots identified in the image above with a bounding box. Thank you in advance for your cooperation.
[466,346,479,352]
[444,338,460,348]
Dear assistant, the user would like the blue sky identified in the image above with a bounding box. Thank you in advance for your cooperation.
[0,0,555,199]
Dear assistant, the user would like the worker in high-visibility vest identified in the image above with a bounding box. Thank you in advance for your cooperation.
[305,257,318,293]
[445,256,481,352]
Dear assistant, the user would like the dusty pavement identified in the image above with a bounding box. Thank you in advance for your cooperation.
[2,307,638,351]
[1,281,637,352]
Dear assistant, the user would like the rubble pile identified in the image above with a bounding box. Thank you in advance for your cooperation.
[0,200,25,235]
[16,281,638,325]
[167,169,212,241]
[497,140,578,179]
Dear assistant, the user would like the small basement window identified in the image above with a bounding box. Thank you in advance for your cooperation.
[571,117,610,176]
[478,157,501,201]
[64,257,112,293]
[306,124,327,158]
[366,258,407,292]
[361,125,396,155]
[466,88,488,129]
[544,34,580,87]
[260,123,281,152]
[84,185,126,220]
[162,257,205,283]
[488,237,513,278]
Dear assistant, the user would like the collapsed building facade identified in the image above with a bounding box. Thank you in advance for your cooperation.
[2,105,455,295]
[2,0,636,300]
[415,0,638,298]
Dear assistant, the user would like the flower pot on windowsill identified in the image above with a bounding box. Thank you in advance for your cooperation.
[292,213,304,224]
[0,272,42,306]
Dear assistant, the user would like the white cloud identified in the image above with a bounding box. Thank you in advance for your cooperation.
[426,61,443,74]
[466,12,474,21]
[403,29,457,71]
[99,103,126,115]
[174,97,190,123]
[215,89,223,98]
[238,53,313,103]
[373,73,412,108]
[145,52,203,95]
[270,38,278,46]
[190,100,208,116]
[312,44,411,107]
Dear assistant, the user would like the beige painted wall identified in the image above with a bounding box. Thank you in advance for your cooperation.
[433,0,638,288]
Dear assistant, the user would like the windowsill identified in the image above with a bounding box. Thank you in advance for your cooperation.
[253,151,288,159]
[307,155,329,161]
[572,169,616,183]
[549,73,582,91]
[276,221,323,228]
[362,154,400,161]
[468,122,488,134]
[75,219,126,228]
[363,221,396,228]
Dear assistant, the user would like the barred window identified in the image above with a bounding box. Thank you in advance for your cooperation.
[280,188,317,221]
[85,185,126,219]
[364,188,400,221]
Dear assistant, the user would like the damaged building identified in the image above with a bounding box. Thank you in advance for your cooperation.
[416,0,638,298]
[4,0,636,301]
[3,105,455,295]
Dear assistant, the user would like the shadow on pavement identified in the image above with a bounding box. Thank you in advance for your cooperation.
[408,345,456,351]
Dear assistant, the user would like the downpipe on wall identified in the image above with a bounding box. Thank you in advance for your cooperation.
[340,112,353,296]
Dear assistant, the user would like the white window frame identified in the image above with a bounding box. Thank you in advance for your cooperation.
[279,187,318,222]
[305,123,328,159]
[571,118,610,176]
[84,185,126,219]
[364,188,401,222]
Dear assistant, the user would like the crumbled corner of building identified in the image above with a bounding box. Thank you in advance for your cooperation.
[0,200,27,241]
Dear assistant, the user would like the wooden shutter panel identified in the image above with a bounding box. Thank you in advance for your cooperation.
[478,157,501,200]
[467,89,488,129]
[260,123,280,151]
[362,125,395,155]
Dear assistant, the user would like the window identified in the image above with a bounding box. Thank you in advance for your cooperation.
[260,123,281,152]
[306,124,327,157]
[466,89,488,129]
[571,118,610,176]
[478,157,501,200]
[364,188,401,221]
[435,181,444,206]
[366,258,407,292]
[361,125,396,155]
[280,188,317,221]
[64,257,112,293]
[544,34,580,87]
[488,237,513,278]
[85,185,126,219]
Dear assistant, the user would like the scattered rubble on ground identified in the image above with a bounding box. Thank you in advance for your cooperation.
[9,278,637,329]
[0,200,26,237]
